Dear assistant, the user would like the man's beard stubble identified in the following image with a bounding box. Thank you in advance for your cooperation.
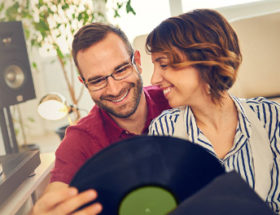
[94,77,143,119]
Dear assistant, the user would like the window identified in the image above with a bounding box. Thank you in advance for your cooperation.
[107,0,263,42]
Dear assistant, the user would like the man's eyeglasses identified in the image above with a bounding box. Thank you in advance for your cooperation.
[83,55,136,91]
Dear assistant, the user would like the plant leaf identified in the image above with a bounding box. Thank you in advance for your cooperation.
[32,62,37,69]
[126,0,136,15]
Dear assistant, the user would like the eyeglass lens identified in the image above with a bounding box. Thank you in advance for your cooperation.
[86,61,135,91]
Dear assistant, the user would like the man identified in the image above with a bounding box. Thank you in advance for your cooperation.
[31,23,169,214]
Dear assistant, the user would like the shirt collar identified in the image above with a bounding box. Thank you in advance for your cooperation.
[183,95,252,143]
[231,95,250,123]
[100,108,125,143]
[100,87,153,142]
[230,95,251,139]
[183,106,200,143]
[142,87,159,134]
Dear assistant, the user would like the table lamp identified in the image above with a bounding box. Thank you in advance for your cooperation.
[37,93,73,124]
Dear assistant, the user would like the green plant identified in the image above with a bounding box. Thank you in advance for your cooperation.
[0,0,135,123]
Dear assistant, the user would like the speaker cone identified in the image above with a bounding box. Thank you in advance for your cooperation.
[4,65,25,89]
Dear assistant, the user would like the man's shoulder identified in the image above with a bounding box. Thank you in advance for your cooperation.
[144,85,164,96]
[78,106,102,124]
[144,85,169,104]
[69,106,105,135]
[61,105,109,149]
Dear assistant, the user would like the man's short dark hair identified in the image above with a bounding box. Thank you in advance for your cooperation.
[72,23,134,75]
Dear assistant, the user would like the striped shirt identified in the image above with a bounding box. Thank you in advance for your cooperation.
[149,96,280,214]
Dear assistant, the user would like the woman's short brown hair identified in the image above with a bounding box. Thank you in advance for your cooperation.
[146,9,242,103]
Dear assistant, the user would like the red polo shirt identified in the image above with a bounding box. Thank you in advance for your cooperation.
[50,86,170,184]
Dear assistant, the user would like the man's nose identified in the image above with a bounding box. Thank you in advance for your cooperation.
[106,76,121,95]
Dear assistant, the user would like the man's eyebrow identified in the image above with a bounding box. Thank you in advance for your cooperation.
[87,75,103,82]
[87,60,131,82]
[114,60,130,71]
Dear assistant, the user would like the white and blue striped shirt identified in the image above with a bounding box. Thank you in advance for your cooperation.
[149,96,280,214]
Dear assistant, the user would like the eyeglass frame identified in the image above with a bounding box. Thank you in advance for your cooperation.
[81,54,136,92]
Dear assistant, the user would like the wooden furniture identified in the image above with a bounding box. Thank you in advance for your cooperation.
[0,152,55,215]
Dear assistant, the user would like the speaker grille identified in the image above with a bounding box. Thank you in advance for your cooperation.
[4,65,25,89]
[0,21,36,107]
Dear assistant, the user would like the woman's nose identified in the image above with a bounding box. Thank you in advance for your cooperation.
[151,67,163,86]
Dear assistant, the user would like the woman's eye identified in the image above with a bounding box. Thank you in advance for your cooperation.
[160,64,168,69]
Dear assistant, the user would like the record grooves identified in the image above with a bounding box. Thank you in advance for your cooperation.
[70,135,225,214]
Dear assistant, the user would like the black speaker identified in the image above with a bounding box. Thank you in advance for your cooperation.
[0,21,36,108]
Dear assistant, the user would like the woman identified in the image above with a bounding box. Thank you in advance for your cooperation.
[146,9,280,214]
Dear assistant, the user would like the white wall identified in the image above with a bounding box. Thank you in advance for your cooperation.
[229,11,280,98]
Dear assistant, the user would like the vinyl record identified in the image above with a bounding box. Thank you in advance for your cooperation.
[70,135,225,214]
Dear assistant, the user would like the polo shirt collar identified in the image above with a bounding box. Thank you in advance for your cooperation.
[143,87,159,133]
[100,108,124,143]
[100,87,152,142]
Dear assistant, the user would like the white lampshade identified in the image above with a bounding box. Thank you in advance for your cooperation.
[37,93,69,120]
